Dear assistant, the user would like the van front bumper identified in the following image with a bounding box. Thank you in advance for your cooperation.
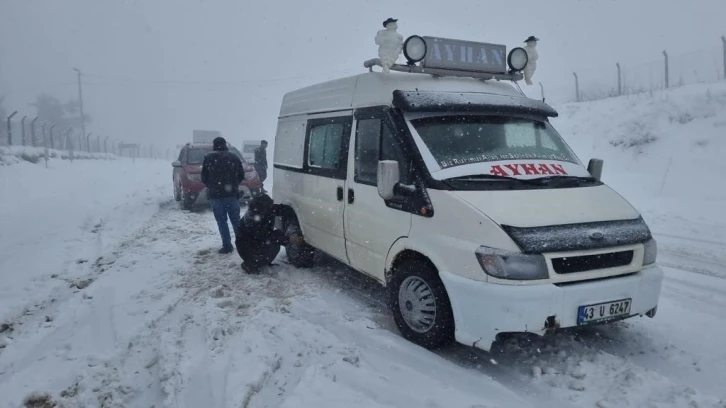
[439,265,664,351]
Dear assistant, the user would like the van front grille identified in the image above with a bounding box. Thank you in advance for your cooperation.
[551,250,634,274]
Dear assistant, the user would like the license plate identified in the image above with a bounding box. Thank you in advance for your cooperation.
[577,298,632,325]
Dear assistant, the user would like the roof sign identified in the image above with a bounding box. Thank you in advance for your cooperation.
[421,37,507,74]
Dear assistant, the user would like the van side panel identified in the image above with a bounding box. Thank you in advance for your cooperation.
[389,189,521,282]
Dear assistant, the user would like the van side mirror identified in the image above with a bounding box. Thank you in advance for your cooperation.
[171,160,181,167]
[377,160,400,200]
[587,158,604,181]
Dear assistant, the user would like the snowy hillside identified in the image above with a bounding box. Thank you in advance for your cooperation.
[553,82,726,281]
[1,82,725,408]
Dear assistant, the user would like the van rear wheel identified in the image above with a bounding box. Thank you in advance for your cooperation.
[389,260,455,349]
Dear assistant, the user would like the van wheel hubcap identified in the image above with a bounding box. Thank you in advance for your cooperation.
[398,276,436,333]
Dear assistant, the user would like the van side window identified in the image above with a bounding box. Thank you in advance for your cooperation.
[354,118,410,185]
[308,123,345,169]
[355,119,381,184]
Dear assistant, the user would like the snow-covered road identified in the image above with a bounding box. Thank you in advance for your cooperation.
[1,194,725,408]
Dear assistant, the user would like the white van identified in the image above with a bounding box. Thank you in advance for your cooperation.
[272,34,663,351]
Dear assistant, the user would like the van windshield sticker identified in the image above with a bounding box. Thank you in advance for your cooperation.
[438,151,574,169]
[489,162,568,177]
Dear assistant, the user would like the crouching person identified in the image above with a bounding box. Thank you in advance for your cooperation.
[235,194,295,274]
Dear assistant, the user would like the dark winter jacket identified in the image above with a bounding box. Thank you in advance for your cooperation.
[201,149,244,200]
[235,194,287,271]
[254,146,267,170]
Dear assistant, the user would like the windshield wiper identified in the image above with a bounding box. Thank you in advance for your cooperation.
[527,175,598,185]
[443,174,541,185]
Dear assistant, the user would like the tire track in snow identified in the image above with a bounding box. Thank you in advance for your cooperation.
[1,201,213,407]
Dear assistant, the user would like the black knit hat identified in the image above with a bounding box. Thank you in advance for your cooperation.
[212,136,227,151]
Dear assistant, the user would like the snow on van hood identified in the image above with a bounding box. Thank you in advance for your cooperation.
[453,184,640,228]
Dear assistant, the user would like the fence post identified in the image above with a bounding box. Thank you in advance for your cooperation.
[86,133,92,153]
[616,63,622,96]
[31,117,39,147]
[663,50,669,89]
[7,111,18,145]
[104,136,109,154]
[49,124,56,149]
[573,72,580,102]
[722,36,726,80]
[67,128,74,162]
[21,116,27,146]
[42,123,47,147]
[65,128,73,151]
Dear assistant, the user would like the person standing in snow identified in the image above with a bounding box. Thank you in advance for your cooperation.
[254,140,269,194]
[201,136,245,254]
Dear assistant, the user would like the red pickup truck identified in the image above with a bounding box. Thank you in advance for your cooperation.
[172,142,261,210]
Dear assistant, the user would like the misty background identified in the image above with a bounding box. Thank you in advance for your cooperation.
[1,0,724,153]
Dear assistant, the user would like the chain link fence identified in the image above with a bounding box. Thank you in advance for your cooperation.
[532,38,725,105]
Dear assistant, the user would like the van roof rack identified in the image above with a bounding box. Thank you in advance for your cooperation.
[363,58,523,82]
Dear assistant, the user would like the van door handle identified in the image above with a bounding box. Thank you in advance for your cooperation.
[348,188,355,204]
[336,186,344,201]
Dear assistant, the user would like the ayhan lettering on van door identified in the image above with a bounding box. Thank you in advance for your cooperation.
[489,163,568,176]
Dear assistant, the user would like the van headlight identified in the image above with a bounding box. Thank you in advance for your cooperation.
[475,246,549,281]
[643,238,657,265]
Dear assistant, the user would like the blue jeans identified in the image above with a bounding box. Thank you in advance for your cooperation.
[210,197,241,249]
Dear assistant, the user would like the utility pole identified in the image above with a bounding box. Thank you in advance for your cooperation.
[72,67,87,140]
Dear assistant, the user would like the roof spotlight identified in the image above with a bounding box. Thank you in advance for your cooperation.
[403,35,427,65]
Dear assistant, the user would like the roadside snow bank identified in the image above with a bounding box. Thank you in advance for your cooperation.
[0,158,171,325]
[0,145,117,166]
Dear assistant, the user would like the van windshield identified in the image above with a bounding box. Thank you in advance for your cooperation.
[409,115,580,170]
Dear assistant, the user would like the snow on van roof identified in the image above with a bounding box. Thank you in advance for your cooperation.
[279,72,522,118]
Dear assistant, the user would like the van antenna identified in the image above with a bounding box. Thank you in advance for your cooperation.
[513,80,526,96]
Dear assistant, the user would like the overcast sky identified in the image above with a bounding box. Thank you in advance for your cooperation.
[1,0,724,151]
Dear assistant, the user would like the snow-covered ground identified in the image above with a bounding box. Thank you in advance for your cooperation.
[1,82,726,408]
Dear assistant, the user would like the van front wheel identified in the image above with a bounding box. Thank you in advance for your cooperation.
[284,222,315,268]
[389,261,455,349]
